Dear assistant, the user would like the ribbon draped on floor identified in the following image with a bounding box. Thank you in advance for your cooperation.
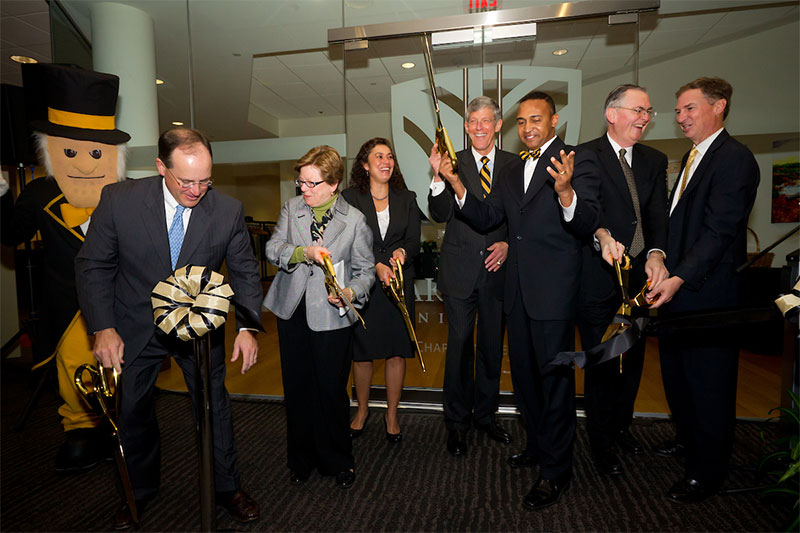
[151,265,234,341]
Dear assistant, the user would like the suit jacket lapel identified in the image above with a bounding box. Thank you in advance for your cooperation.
[522,137,564,206]
[323,197,348,246]
[179,190,213,266]
[142,179,171,271]
[356,190,382,245]
[460,154,484,199]
[680,130,728,200]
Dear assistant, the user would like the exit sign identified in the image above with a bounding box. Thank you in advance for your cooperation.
[467,0,500,12]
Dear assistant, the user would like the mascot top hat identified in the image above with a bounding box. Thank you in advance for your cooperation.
[30,63,130,145]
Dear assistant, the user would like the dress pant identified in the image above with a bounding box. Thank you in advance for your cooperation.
[442,269,505,431]
[277,297,354,477]
[118,329,241,501]
[577,300,646,453]
[659,326,739,484]
[506,289,575,480]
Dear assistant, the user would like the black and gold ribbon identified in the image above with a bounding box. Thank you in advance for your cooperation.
[151,265,234,341]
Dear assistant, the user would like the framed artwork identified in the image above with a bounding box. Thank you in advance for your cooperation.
[771,156,799,223]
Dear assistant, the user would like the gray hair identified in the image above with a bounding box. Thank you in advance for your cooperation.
[34,131,128,180]
[466,96,502,122]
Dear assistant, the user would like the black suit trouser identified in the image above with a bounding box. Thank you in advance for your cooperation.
[506,291,575,480]
[277,298,354,477]
[442,270,505,431]
[659,327,739,484]
[118,330,241,501]
[577,300,646,452]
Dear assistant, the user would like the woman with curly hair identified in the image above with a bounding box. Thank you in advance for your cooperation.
[341,138,421,442]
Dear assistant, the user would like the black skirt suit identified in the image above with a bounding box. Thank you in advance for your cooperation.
[341,187,421,361]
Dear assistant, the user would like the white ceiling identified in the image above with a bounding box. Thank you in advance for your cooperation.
[1,0,796,142]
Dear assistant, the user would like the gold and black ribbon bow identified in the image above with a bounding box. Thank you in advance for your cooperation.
[151,265,234,341]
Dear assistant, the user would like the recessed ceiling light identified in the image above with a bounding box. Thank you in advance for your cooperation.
[401,62,415,69]
[156,78,164,85]
[10,55,37,64]
[553,49,568,56]
[171,121,184,126]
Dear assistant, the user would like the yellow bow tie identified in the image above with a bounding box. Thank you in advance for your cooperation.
[61,203,95,228]
[519,148,541,161]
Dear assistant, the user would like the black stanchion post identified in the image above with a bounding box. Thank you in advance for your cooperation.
[194,334,215,532]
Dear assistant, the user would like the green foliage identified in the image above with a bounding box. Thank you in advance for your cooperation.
[760,389,800,532]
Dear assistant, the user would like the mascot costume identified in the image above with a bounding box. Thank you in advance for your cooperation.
[1,64,130,472]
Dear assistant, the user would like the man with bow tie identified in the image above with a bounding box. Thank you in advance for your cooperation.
[436,90,600,511]
[1,63,129,474]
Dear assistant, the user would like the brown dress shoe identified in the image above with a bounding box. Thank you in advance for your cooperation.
[216,489,260,523]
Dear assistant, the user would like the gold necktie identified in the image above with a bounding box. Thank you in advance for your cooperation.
[677,146,699,200]
[60,203,96,228]
[519,148,541,161]
[479,156,491,198]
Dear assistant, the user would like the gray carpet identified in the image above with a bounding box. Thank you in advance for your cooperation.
[1,360,792,532]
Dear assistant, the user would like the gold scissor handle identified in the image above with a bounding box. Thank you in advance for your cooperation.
[74,363,120,433]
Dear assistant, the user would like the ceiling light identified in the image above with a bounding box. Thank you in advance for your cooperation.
[156,78,164,85]
[171,121,184,126]
[553,49,568,56]
[10,55,37,64]
[401,62,415,69]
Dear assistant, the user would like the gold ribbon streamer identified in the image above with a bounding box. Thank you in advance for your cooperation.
[775,279,800,317]
[151,265,234,342]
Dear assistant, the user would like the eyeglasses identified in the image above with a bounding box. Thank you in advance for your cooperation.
[614,106,657,118]
[167,168,212,189]
[295,179,325,188]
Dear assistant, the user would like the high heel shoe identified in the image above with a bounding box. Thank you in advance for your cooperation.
[349,410,370,439]
[384,414,402,444]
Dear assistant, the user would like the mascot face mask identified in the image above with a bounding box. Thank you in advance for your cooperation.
[48,136,118,208]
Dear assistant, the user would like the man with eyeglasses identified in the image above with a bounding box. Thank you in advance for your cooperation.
[576,84,668,477]
[76,127,263,529]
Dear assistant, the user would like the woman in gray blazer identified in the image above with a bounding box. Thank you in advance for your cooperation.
[263,146,375,489]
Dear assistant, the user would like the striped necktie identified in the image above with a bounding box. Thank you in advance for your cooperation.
[519,148,541,161]
[479,156,491,198]
[619,148,644,257]
[677,146,699,200]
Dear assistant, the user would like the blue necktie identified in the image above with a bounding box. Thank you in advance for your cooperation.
[168,205,186,270]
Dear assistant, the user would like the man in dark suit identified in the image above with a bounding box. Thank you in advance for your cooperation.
[75,128,263,528]
[577,84,668,476]
[428,96,518,456]
[648,78,760,503]
[437,91,600,510]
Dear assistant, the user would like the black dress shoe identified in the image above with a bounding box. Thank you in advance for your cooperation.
[335,470,355,489]
[667,477,720,503]
[523,474,571,510]
[447,430,467,456]
[474,418,512,444]
[349,410,370,439]
[112,499,147,530]
[615,429,642,455]
[55,428,106,473]
[290,471,309,485]
[384,415,402,443]
[592,448,623,476]
[216,489,260,523]
[654,439,686,458]
[507,451,537,469]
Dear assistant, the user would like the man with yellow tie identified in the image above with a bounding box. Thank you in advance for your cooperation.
[1,63,129,472]
[647,77,760,503]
